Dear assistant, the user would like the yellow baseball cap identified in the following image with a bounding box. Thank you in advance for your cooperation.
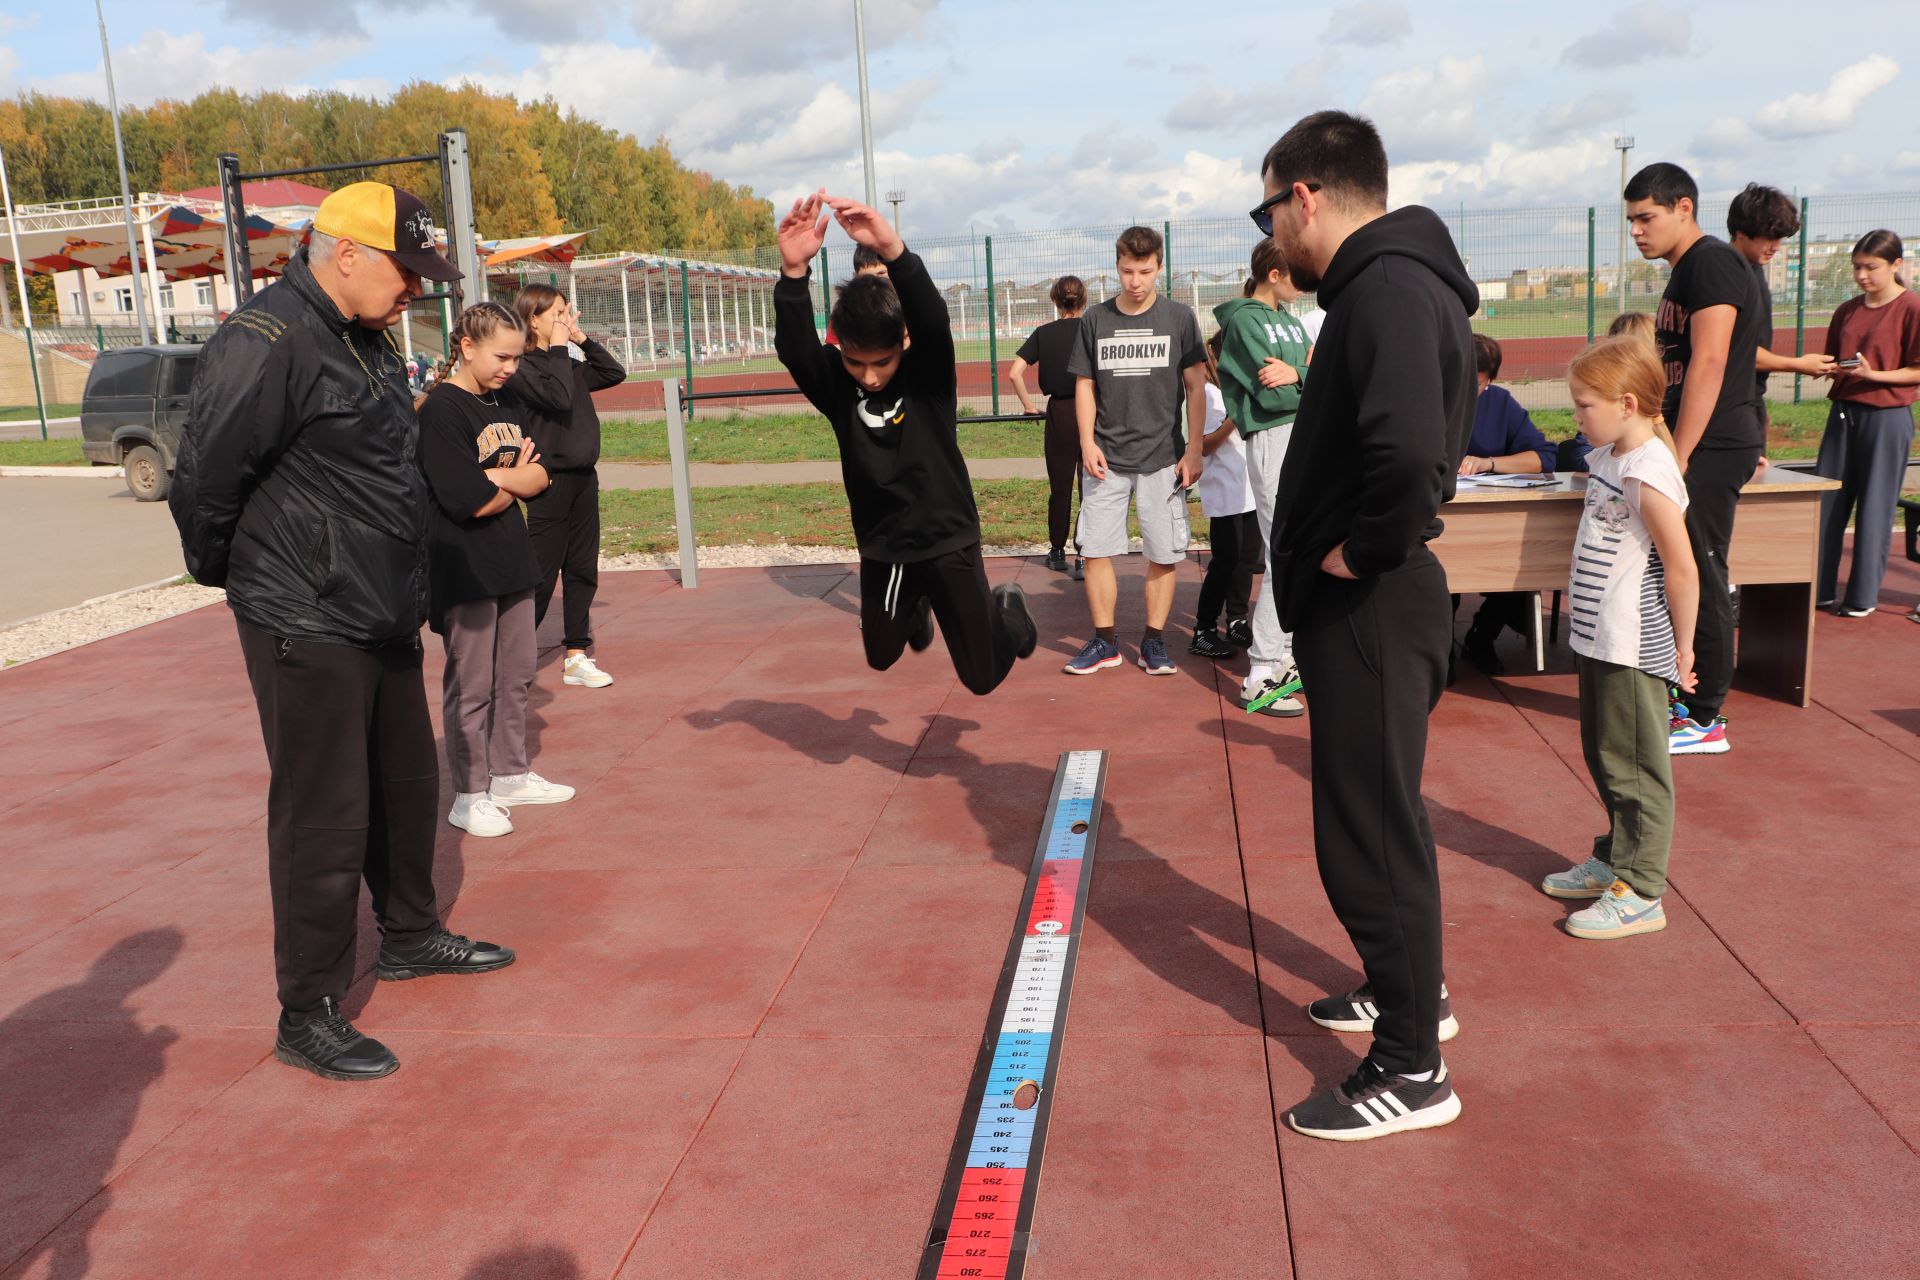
[312,182,463,282]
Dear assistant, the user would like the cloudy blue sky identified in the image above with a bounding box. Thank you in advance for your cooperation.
[4,0,1918,236]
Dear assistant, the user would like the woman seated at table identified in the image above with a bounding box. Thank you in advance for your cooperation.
[1457,334,1558,675]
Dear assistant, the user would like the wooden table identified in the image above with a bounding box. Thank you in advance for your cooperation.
[1431,469,1841,705]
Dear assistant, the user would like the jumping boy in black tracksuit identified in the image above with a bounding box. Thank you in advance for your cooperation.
[772,190,1037,693]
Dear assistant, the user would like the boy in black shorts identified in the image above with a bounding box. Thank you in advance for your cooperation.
[773,190,1038,694]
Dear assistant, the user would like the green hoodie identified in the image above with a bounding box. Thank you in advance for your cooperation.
[1212,296,1311,435]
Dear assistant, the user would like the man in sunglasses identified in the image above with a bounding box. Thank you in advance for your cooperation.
[1251,112,1479,1142]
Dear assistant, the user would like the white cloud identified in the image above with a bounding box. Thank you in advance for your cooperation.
[1324,2,1411,47]
[28,30,370,105]
[1360,55,1488,164]
[1560,3,1691,69]
[628,0,941,74]
[1753,55,1900,139]
[1530,90,1631,144]
[1388,136,1617,210]
[1693,116,1756,157]
[1893,150,1920,176]
[217,0,365,38]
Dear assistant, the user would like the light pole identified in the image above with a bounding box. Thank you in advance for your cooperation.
[1614,135,1634,315]
[853,0,878,207]
[96,0,152,345]
[886,186,905,237]
[1,142,50,439]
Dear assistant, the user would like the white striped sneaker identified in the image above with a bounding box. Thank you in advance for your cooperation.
[1286,1058,1462,1142]
[1307,981,1459,1042]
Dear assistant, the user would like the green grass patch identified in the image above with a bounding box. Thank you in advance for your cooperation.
[601,478,1172,556]
[0,404,81,423]
[1529,400,1833,461]
[598,411,1046,465]
[0,439,89,466]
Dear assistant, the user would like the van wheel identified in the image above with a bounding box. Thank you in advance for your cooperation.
[123,444,170,502]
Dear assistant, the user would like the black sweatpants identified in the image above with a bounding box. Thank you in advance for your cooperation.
[1291,548,1452,1076]
[236,619,441,1015]
[861,542,1021,696]
[1683,445,1761,723]
[1197,509,1262,629]
[1043,396,1081,554]
[527,468,600,651]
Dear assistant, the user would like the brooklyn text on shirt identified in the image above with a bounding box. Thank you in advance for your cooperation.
[1097,330,1172,377]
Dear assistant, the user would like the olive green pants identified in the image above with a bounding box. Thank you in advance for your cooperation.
[1578,654,1675,900]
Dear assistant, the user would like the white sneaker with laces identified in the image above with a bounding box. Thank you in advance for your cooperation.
[563,654,613,688]
[489,771,576,806]
[449,792,514,837]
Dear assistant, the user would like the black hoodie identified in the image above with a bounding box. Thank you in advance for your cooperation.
[772,248,980,563]
[504,338,626,472]
[1271,205,1479,629]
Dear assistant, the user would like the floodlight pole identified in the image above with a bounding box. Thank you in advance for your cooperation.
[1614,135,1634,315]
[97,0,151,344]
[0,142,50,440]
[854,0,878,207]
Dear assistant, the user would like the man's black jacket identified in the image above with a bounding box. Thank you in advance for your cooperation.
[169,248,429,647]
[1271,206,1480,629]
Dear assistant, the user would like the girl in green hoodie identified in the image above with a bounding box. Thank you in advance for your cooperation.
[1213,241,1314,716]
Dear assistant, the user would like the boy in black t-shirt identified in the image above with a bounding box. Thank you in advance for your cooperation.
[1628,162,1764,756]
[772,190,1037,695]
[418,303,575,838]
[1008,275,1089,576]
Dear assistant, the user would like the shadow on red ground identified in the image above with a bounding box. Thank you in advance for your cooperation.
[1,547,1915,1278]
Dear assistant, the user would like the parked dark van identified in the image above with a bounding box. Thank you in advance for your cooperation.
[79,345,200,501]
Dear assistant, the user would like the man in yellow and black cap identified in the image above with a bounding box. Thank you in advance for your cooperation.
[170,182,515,1083]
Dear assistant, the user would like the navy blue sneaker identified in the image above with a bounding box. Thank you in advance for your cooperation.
[1138,636,1176,675]
[1063,636,1122,675]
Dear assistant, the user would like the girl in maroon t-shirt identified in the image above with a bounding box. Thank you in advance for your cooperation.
[1816,230,1920,616]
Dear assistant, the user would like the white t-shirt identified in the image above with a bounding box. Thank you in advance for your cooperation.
[1300,308,1326,344]
[1567,439,1691,680]
[1196,382,1255,517]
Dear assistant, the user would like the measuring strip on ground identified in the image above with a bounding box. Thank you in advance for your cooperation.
[917,749,1107,1280]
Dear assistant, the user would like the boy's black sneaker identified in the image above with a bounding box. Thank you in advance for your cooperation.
[1225,618,1253,649]
[275,997,400,1081]
[376,927,516,981]
[1044,550,1069,573]
[909,597,936,652]
[1189,628,1234,659]
[1069,558,1085,582]
[1308,981,1459,1042]
[1461,625,1504,676]
[993,583,1038,658]
[1286,1058,1461,1142]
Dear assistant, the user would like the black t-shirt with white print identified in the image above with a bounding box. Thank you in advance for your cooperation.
[417,382,540,626]
[1654,234,1766,452]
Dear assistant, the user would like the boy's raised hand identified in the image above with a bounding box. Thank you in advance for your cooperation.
[778,189,831,277]
[823,195,904,261]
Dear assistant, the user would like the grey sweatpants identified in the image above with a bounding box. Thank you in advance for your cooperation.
[1816,400,1916,611]
[1244,424,1295,668]
[440,589,536,794]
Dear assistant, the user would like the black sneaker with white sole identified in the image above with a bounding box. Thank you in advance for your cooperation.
[1286,1058,1461,1142]
[274,997,400,1081]
[1307,981,1459,1042]
[1189,628,1234,659]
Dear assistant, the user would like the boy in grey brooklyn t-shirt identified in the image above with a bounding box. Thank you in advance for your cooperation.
[1061,225,1208,677]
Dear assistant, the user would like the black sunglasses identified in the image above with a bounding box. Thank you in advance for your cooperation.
[1249,183,1321,236]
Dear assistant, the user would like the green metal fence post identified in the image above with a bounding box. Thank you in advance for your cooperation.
[1586,207,1597,342]
[817,246,831,326]
[680,260,695,404]
[1794,197,1809,405]
[1163,220,1173,298]
[985,235,1000,416]
[95,324,105,353]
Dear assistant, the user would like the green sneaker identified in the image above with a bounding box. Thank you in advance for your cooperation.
[1541,855,1614,900]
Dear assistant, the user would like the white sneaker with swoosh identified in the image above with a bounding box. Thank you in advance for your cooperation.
[1565,879,1667,939]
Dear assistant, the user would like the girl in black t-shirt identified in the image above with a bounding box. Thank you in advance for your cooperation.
[1008,276,1088,578]
[418,303,574,839]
